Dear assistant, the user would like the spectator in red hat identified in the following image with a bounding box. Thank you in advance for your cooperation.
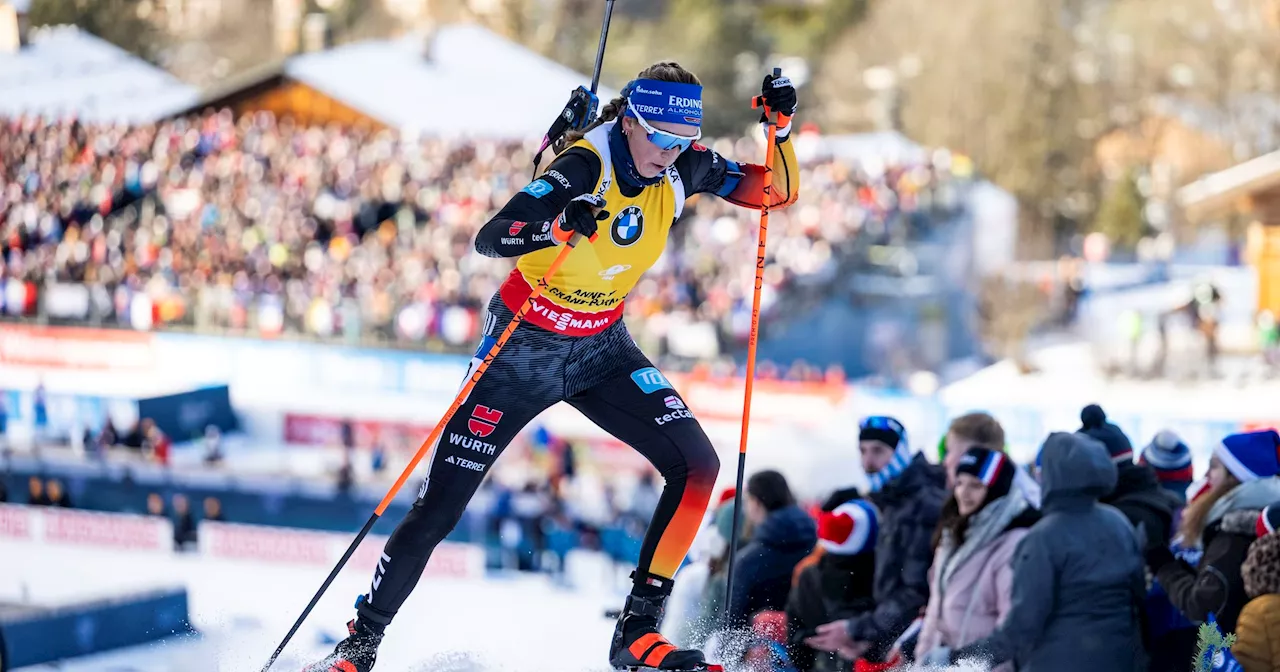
[787,494,878,672]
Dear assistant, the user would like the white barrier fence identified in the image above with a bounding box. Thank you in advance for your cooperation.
[0,503,485,580]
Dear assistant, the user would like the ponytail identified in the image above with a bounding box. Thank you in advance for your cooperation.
[556,95,625,153]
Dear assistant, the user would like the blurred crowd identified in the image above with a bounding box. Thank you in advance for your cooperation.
[0,112,968,368]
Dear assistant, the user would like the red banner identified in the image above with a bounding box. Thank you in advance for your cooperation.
[0,324,155,371]
[0,504,32,539]
[200,521,483,579]
[204,523,331,564]
[0,504,171,550]
[283,413,439,448]
[42,508,170,550]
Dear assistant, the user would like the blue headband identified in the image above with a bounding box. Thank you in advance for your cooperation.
[623,78,703,127]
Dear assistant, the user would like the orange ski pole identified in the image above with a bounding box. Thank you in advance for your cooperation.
[722,67,783,627]
[260,228,596,671]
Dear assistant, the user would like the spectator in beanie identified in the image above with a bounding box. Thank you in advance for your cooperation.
[1141,430,1195,504]
[726,470,817,628]
[1232,502,1280,672]
[915,448,1040,669]
[805,416,946,661]
[944,432,1147,672]
[787,495,879,672]
[938,412,1006,487]
[790,483,861,588]
[1080,404,1182,555]
[938,412,1042,508]
[1139,428,1201,672]
[1146,430,1280,636]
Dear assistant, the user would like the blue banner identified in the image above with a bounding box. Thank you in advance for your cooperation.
[136,385,238,441]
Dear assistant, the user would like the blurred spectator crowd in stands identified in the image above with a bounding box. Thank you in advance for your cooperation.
[1,111,970,373]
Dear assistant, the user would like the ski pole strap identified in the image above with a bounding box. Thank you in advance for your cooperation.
[531,85,600,178]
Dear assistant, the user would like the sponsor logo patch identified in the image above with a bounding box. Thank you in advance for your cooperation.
[655,409,694,425]
[530,299,613,332]
[631,367,673,394]
[449,432,497,456]
[545,170,572,189]
[611,206,644,247]
[445,455,486,472]
[521,180,553,198]
[598,264,632,280]
[467,405,503,438]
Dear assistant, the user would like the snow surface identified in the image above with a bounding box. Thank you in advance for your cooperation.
[2,540,996,672]
[2,539,621,672]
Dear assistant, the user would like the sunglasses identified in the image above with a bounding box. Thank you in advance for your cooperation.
[625,103,701,153]
[860,416,902,433]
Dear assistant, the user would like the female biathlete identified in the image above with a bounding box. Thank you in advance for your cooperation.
[304,62,800,672]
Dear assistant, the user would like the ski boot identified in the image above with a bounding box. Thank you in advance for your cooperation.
[300,618,382,672]
[608,572,722,672]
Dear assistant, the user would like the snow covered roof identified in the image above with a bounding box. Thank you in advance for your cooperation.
[0,25,199,123]
[1177,149,1280,220]
[284,23,620,138]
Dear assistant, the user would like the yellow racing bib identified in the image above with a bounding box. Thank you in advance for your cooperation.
[500,121,687,336]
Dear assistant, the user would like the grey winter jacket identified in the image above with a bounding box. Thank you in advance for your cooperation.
[953,432,1147,672]
[845,453,947,653]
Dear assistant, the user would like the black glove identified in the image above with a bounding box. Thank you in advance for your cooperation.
[760,72,798,123]
[1145,544,1177,572]
[555,193,609,242]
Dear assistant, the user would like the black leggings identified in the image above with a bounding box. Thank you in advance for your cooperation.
[357,295,721,629]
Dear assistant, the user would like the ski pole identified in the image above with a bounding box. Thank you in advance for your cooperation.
[588,0,615,94]
[722,67,783,629]
[259,230,596,671]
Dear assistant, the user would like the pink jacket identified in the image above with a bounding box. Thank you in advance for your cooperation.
[915,497,1031,663]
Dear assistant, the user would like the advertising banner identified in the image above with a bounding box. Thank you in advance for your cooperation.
[283,413,437,448]
[0,324,155,371]
[0,503,173,551]
[199,520,484,579]
[2,504,484,580]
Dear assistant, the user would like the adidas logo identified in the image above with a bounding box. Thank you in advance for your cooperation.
[444,455,486,473]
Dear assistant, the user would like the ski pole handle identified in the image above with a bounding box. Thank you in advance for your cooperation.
[752,67,784,124]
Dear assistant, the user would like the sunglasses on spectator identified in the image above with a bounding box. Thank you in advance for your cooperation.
[860,416,903,433]
[625,103,700,153]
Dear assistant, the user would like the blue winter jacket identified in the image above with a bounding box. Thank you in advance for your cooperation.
[727,504,817,628]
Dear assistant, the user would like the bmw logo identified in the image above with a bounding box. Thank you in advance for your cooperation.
[611,206,644,247]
